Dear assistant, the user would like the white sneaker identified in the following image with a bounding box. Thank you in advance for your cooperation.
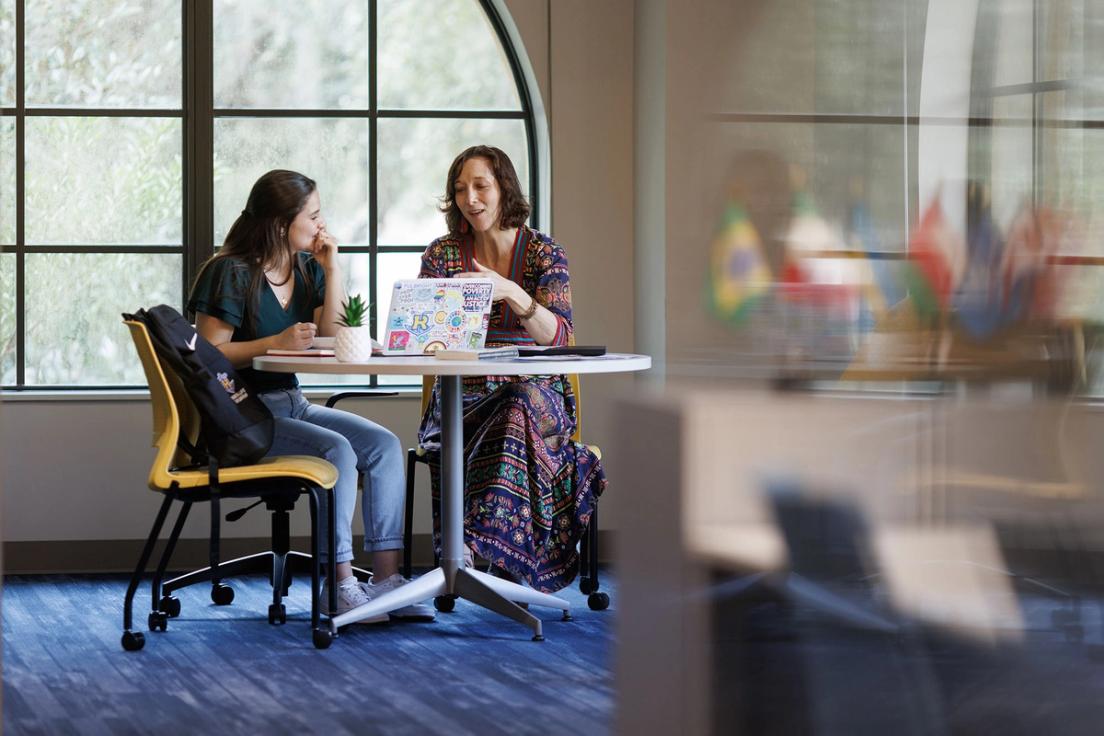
[320,576,389,624]
[363,574,437,621]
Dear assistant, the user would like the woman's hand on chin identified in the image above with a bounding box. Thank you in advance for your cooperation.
[310,227,340,274]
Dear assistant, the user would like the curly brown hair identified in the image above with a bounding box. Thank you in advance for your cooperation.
[440,145,530,236]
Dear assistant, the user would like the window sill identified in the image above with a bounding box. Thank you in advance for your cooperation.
[0,387,423,402]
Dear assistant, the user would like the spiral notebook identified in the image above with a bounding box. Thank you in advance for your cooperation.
[381,278,496,355]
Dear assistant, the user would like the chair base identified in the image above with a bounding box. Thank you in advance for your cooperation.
[122,485,337,651]
[163,551,371,597]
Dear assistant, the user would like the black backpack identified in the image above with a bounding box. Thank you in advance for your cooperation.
[125,305,274,468]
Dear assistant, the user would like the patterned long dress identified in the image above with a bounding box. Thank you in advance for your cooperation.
[416,226,606,592]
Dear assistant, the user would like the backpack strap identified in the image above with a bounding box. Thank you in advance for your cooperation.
[174,435,208,466]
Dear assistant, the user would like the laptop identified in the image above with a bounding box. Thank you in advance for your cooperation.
[381,278,496,355]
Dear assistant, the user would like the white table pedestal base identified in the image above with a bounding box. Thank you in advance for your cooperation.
[327,375,570,639]
[329,562,571,639]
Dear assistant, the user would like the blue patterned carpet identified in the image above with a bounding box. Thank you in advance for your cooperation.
[3,572,615,735]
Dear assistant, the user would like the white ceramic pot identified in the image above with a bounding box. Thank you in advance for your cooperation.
[335,325,373,362]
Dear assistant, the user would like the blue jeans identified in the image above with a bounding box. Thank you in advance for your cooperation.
[258,388,405,564]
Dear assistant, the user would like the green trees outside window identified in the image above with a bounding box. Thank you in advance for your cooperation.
[1,0,536,388]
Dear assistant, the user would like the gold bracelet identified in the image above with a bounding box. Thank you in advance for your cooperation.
[519,295,539,320]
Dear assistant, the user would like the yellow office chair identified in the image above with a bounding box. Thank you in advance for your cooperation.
[122,319,340,651]
[397,372,611,611]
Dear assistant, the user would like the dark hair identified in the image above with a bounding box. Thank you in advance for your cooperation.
[193,169,318,325]
[440,145,530,236]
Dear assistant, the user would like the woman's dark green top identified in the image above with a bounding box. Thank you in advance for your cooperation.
[186,253,326,392]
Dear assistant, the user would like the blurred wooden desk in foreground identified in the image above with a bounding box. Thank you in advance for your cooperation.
[612,385,1104,734]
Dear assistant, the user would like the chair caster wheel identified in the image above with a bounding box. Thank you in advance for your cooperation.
[313,628,334,649]
[579,578,595,595]
[532,634,545,642]
[562,611,573,621]
[211,584,235,605]
[434,595,456,613]
[148,611,168,632]
[121,630,146,651]
[588,592,610,611]
[268,603,287,625]
[159,595,181,618]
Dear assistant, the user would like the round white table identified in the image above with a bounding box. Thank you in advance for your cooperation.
[253,352,651,639]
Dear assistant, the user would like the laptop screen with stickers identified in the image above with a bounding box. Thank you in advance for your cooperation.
[382,278,495,354]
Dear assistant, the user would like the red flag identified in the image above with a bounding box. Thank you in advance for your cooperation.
[1000,206,1060,323]
[904,197,966,319]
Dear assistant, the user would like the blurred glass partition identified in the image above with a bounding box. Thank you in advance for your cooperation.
[679,0,1104,398]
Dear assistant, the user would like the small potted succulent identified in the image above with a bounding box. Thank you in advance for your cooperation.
[335,293,373,362]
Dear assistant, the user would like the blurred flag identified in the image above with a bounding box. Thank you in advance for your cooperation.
[780,191,857,307]
[851,202,905,322]
[953,186,1005,339]
[903,196,966,321]
[706,201,772,325]
[1001,206,1060,324]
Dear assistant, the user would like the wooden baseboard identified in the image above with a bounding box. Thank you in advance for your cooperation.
[2,531,617,575]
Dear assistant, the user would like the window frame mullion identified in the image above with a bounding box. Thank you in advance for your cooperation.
[480,0,539,231]
[184,0,214,311]
[368,0,379,388]
[14,0,25,387]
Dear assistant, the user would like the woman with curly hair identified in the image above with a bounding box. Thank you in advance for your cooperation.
[417,146,605,593]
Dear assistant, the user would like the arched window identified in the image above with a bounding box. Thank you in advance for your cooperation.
[0,0,540,389]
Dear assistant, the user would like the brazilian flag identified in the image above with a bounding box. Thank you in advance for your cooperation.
[707,202,772,325]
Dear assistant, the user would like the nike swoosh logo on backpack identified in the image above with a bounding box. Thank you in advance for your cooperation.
[186,333,197,351]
